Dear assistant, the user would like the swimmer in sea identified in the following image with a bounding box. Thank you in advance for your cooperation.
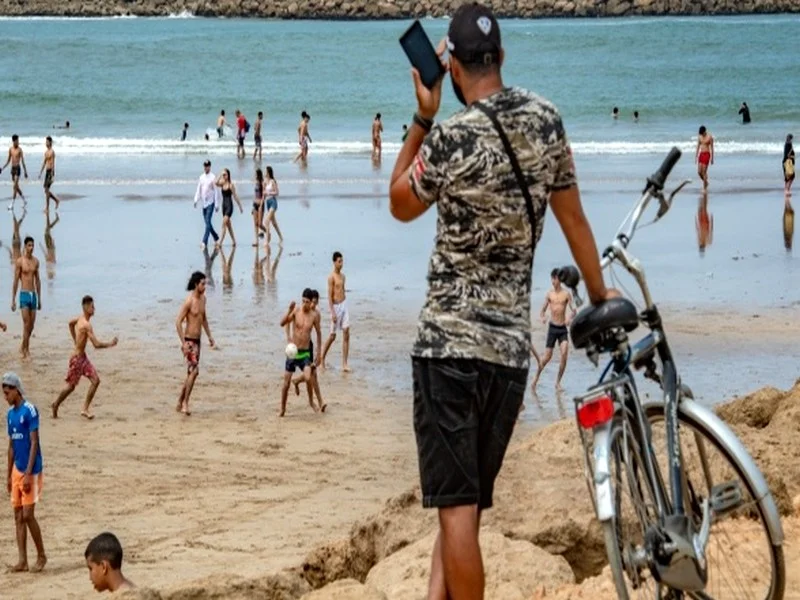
[695,125,714,190]
[216,110,226,139]
[181,123,189,141]
[215,168,243,247]
[784,133,794,196]
[372,113,383,158]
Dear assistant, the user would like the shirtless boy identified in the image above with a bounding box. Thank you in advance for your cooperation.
[253,111,264,161]
[11,237,41,359]
[283,290,327,412]
[51,296,118,420]
[532,269,576,391]
[279,289,321,417]
[85,532,135,593]
[372,113,383,158]
[216,110,226,139]
[293,112,312,164]
[175,271,215,416]
[321,251,350,371]
[696,125,714,189]
[1,134,28,210]
[38,137,60,212]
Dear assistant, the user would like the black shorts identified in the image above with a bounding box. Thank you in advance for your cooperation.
[237,135,245,148]
[44,169,53,188]
[11,166,20,179]
[222,198,233,218]
[285,350,312,373]
[412,357,527,510]
[546,323,569,349]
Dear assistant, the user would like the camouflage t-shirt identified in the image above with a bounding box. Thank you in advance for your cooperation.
[409,87,576,370]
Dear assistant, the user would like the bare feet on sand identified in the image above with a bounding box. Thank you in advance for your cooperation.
[293,381,301,396]
[50,402,59,419]
[342,365,352,373]
[80,411,95,421]
[320,403,327,413]
[30,556,47,573]
[8,562,28,573]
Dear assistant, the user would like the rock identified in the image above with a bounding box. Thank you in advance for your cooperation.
[365,529,574,599]
[301,578,387,600]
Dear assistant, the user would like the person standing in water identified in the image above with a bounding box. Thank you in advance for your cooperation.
[2,135,28,210]
[695,125,714,189]
[372,113,383,158]
[253,111,264,161]
[11,236,41,359]
[739,102,751,124]
[51,296,118,420]
[181,123,189,141]
[784,134,795,195]
[38,137,60,212]
[263,166,283,245]
[252,168,268,246]
[215,168,243,247]
[216,110,226,139]
[175,271,215,416]
[321,251,351,372]
[293,112,312,163]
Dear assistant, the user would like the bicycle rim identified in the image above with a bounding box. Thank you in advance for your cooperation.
[646,405,785,600]
[603,416,669,599]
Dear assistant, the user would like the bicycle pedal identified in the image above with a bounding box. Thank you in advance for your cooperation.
[710,481,743,513]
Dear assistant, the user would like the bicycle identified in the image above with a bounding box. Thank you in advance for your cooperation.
[564,148,785,599]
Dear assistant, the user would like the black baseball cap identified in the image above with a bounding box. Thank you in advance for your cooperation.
[203,159,211,166]
[446,3,501,66]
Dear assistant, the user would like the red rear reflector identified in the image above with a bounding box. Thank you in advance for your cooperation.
[577,395,614,429]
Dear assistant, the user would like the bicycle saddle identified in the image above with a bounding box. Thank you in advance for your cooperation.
[570,297,639,350]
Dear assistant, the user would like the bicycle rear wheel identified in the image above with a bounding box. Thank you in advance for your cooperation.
[645,404,785,599]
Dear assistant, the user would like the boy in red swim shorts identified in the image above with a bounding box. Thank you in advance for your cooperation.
[696,125,714,189]
[51,296,118,420]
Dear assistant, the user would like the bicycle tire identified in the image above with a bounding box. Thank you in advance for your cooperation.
[645,404,786,600]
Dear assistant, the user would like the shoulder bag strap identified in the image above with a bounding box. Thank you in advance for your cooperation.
[473,101,537,253]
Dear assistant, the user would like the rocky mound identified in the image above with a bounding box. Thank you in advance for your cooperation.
[1,0,799,19]
[121,380,800,599]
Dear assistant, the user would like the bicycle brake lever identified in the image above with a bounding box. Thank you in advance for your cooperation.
[668,179,692,203]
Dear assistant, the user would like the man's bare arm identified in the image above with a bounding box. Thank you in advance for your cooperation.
[39,154,46,178]
[88,327,118,349]
[34,261,41,307]
[175,299,189,344]
[314,316,322,363]
[327,275,336,317]
[566,293,577,324]
[6,439,12,486]
[20,150,27,176]
[11,260,21,301]
[68,317,79,343]
[710,136,715,163]
[202,310,214,345]
[1,149,10,171]
[549,186,609,304]
[280,301,296,327]
[539,293,550,319]
[25,430,38,476]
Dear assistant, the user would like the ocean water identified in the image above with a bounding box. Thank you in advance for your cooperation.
[0,14,798,165]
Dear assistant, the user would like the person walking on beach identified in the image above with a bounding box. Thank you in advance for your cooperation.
[51,296,118,420]
[372,113,384,158]
[4,372,47,574]
[784,133,795,195]
[193,159,220,248]
[696,125,714,189]
[38,136,60,212]
[253,111,264,161]
[235,109,247,159]
[252,168,268,245]
[263,166,283,245]
[388,4,617,598]
[293,112,312,163]
[11,236,41,359]
[216,110,226,139]
[279,289,321,417]
[2,135,28,211]
[215,168,243,247]
[321,251,350,372]
[85,532,135,593]
[532,269,576,391]
[175,271,215,416]
[739,101,751,124]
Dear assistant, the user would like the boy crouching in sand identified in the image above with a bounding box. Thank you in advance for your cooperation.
[85,532,135,593]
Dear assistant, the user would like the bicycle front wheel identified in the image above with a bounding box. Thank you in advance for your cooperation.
[645,403,785,599]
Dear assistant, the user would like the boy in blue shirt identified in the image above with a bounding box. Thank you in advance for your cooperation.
[4,372,46,573]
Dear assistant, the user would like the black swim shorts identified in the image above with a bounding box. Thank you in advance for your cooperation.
[546,323,569,349]
[10,166,20,179]
[411,357,528,510]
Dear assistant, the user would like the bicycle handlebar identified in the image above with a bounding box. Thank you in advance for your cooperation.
[645,147,682,193]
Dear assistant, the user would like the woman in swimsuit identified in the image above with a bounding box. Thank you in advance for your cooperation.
[252,168,268,246]
[263,166,284,245]
[215,169,243,247]
[784,133,795,195]
[695,125,714,190]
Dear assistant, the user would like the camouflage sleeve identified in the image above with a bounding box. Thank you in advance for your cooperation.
[551,115,577,191]
[410,124,449,207]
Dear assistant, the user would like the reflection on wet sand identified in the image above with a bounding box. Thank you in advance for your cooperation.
[40,211,60,280]
[203,246,218,289]
[696,191,713,254]
[221,246,235,290]
[266,244,282,303]
[7,207,26,263]
[784,196,794,251]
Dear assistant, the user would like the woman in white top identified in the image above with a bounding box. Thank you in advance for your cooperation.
[263,165,284,245]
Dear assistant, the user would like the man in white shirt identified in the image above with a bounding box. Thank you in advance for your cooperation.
[194,160,220,248]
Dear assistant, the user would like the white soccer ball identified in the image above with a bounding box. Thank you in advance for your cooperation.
[285,343,298,359]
